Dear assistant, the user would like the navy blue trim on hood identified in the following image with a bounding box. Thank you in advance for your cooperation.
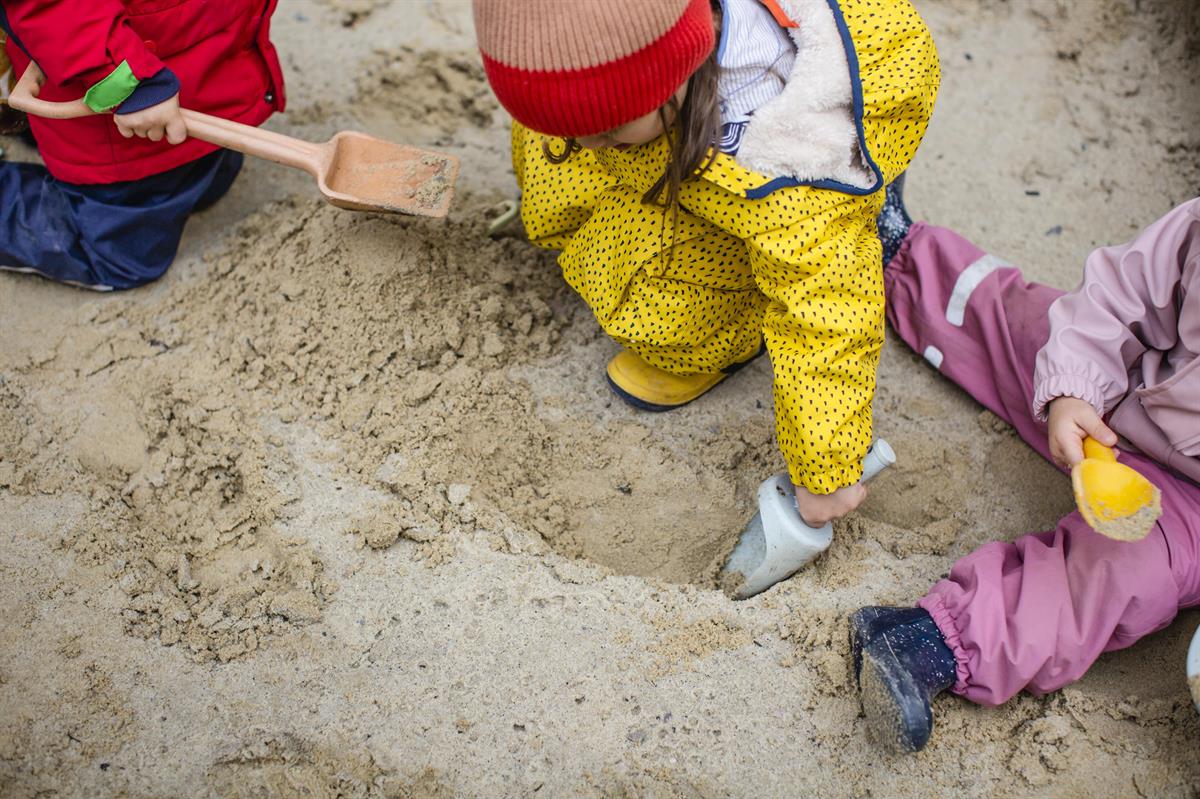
[741,0,886,200]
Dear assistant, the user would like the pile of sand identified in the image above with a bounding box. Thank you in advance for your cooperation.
[0,190,778,669]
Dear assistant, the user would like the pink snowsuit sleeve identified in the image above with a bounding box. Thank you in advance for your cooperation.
[1032,198,1200,420]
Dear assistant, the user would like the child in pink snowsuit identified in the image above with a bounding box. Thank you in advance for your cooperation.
[853,189,1200,752]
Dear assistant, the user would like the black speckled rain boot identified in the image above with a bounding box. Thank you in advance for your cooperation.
[876,173,913,268]
[849,606,956,753]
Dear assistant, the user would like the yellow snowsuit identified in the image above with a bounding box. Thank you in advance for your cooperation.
[513,0,939,494]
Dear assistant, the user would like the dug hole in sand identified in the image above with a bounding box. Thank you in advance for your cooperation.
[2,1,1199,796]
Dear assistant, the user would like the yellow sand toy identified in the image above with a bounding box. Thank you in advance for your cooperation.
[1071,437,1161,541]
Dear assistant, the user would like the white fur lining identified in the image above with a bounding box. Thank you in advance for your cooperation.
[733,0,875,190]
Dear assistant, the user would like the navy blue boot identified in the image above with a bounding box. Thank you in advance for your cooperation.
[876,173,913,267]
[849,606,956,753]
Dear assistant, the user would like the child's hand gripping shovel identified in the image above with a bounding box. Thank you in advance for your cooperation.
[1072,436,1161,541]
[9,63,458,217]
[721,440,896,599]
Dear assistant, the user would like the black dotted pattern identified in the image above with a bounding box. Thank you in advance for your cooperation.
[511,0,939,493]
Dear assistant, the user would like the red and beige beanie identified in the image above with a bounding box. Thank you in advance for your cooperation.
[473,0,716,138]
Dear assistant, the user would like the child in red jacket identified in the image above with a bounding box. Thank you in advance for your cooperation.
[0,0,285,291]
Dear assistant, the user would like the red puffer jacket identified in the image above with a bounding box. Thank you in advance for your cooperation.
[3,0,285,184]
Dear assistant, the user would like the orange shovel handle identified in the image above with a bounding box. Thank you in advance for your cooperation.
[9,62,324,176]
[9,63,91,119]
[178,110,323,176]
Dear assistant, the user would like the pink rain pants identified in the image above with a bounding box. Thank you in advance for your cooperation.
[886,223,1200,706]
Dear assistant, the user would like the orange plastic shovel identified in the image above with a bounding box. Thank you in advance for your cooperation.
[1071,437,1161,541]
[8,63,458,218]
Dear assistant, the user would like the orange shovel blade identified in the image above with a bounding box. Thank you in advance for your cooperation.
[319,132,459,218]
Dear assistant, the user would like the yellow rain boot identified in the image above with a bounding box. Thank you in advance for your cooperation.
[606,349,730,412]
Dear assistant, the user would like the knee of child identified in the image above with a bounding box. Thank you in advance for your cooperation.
[1060,515,1174,583]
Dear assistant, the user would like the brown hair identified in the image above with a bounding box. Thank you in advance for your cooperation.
[542,45,722,211]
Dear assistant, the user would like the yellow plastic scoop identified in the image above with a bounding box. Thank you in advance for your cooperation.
[1071,437,1161,541]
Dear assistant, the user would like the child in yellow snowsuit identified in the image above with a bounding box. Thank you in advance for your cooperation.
[473,0,939,523]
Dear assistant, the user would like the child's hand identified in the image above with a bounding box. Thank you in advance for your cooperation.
[1047,396,1118,469]
[113,94,187,145]
[795,482,867,527]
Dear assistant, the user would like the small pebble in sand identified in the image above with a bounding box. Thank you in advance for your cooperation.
[447,484,471,506]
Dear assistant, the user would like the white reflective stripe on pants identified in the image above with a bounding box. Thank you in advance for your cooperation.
[946,254,1005,326]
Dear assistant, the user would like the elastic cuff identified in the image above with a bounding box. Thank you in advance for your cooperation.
[1031,374,1106,422]
[886,220,927,271]
[788,460,864,495]
[917,593,972,696]
[84,61,139,112]
[115,67,179,115]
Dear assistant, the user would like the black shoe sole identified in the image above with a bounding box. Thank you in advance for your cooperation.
[605,373,686,412]
[605,344,766,413]
[859,644,934,754]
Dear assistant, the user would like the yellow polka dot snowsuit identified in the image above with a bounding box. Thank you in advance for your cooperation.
[513,0,939,494]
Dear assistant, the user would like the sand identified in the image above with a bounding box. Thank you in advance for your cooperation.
[1086,493,1162,543]
[2,0,1199,796]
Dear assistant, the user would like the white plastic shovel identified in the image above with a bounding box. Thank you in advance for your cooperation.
[722,440,895,599]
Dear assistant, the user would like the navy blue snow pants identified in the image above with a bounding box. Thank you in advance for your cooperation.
[0,148,242,290]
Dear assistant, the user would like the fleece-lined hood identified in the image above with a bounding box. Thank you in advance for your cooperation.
[735,0,874,190]
[708,0,939,199]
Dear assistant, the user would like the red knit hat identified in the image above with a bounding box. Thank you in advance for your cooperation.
[473,0,716,138]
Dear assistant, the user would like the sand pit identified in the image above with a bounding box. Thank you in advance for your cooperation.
[2,1,1199,796]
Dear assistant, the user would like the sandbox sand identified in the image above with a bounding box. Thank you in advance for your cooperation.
[2,1,1198,796]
